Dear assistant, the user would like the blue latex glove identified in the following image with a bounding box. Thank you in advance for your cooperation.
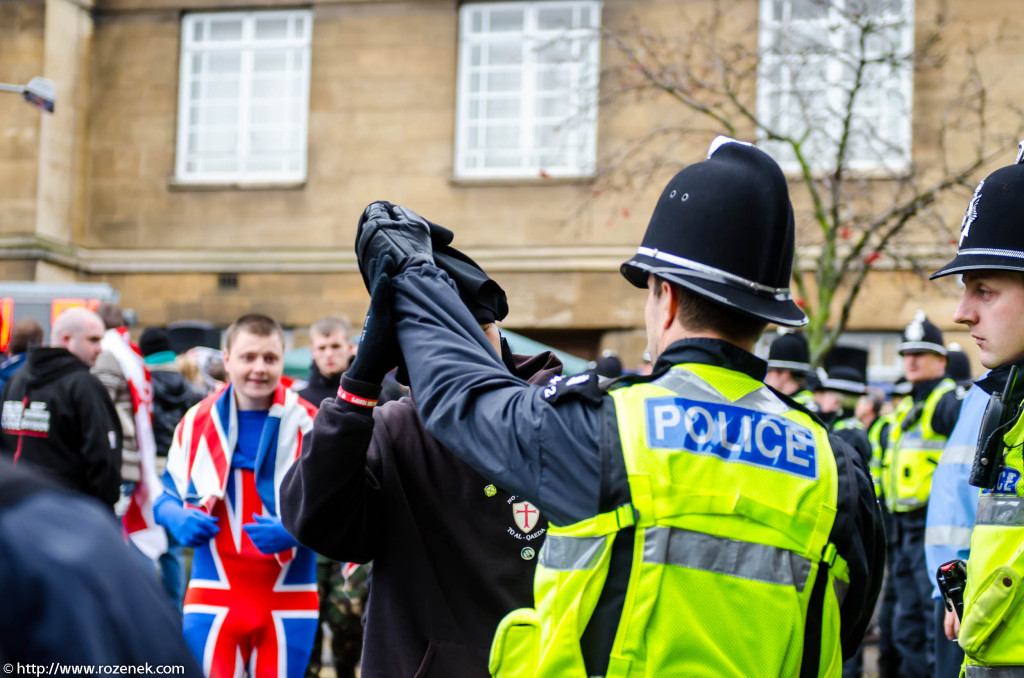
[152,493,219,547]
[244,513,299,555]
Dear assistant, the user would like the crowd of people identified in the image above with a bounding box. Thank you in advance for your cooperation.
[1,135,1023,678]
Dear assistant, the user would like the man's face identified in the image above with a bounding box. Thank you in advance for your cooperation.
[901,351,947,383]
[764,369,791,393]
[954,270,1024,369]
[65,316,105,367]
[223,330,284,410]
[310,330,353,378]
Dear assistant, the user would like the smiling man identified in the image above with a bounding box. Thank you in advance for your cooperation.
[153,313,319,678]
[929,144,1024,675]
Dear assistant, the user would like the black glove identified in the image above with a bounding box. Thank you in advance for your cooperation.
[346,258,401,385]
[355,201,434,293]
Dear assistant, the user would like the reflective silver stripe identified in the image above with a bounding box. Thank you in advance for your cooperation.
[895,496,928,510]
[976,494,1024,527]
[635,246,793,300]
[767,360,811,373]
[959,247,1024,261]
[643,526,812,591]
[898,340,948,355]
[924,525,974,548]
[539,534,607,571]
[940,444,977,466]
[965,665,1024,677]
[899,439,948,452]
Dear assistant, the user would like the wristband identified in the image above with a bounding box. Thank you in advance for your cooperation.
[337,387,378,408]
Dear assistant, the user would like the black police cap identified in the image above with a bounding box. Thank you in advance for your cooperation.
[621,136,805,327]
[898,310,946,356]
[766,330,811,374]
[932,141,1024,279]
[945,343,973,385]
[822,345,869,395]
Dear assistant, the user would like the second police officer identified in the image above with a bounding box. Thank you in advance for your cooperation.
[350,137,884,677]
[929,142,1024,675]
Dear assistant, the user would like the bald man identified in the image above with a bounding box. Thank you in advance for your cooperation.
[0,307,122,508]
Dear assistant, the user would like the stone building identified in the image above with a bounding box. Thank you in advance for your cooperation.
[2,0,1021,377]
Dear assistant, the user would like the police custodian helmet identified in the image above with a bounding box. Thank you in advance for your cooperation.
[620,136,806,327]
[931,141,1024,279]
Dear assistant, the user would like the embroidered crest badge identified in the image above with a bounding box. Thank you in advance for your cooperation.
[512,501,540,533]
[905,310,927,342]
[960,179,985,247]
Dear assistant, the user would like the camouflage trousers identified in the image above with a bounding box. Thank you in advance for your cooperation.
[305,556,370,678]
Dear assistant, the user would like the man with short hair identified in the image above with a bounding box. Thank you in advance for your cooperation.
[0,307,121,508]
[928,144,1024,674]
[882,311,964,678]
[299,316,354,407]
[0,318,44,391]
[346,137,883,676]
[154,313,319,678]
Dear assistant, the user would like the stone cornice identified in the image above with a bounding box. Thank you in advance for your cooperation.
[0,235,958,275]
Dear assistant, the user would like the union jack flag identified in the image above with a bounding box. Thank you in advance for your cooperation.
[163,384,319,677]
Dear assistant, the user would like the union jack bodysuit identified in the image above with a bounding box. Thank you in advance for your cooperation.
[161,384,319,678]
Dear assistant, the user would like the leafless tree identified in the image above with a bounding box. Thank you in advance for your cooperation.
[594,0,1024,363]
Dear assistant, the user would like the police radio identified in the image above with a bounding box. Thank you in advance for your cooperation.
[971,364,1023,489]
[936,559,968,621]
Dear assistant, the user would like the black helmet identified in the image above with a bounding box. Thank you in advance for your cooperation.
[932,141,1024,279]
[766,330,811,374]
[621,136,806,327]
[822,345,869,395]
[898,310,946,356]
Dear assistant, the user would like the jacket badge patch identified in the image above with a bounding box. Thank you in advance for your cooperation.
[512,500,540,533]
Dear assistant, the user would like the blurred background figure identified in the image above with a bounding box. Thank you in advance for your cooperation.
[299,316,355,406]
[0,318,44,392]
[764,329,818,411]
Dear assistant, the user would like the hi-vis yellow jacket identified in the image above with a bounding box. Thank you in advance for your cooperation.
[489,363,848,678]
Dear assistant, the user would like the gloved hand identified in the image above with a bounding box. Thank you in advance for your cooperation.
[153,494,219,548]
[346,261,401,385]
[355,201,434,293]
[244,513,299,555]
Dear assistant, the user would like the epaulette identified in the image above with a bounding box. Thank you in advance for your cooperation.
[540,372,605,405]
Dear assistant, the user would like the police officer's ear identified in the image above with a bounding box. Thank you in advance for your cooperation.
[650,277,681,331]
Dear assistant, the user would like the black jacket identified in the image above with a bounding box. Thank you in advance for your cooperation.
[0,348,122,508]
[298,363,341,408]
[0,456,201,671]
[150,368,204,457]
[387,264,885,670]
[281,351,562,678]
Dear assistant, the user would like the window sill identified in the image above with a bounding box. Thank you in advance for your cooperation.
[167,178,307,192]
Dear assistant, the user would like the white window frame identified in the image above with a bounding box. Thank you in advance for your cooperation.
[175,10,313,185]
[454,0,602,180]
[756,0,914,173]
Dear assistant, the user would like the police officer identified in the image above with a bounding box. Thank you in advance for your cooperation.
[352,137,884,677]
[882,311,964,678]
[929,142,1024,675]
[765,329,818,411]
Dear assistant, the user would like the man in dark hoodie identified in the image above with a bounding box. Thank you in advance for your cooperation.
[0,307,122,509]
[281,223,563,678]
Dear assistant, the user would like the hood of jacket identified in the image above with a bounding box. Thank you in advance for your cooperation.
[22,347,89,389]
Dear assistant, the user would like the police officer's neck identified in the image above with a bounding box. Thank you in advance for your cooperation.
[654,324,756,361]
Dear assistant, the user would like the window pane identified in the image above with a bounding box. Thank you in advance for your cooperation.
[208,52,241,74]
[255,17,289,40]
[791,0,828,19]
[488,43,522,66]
[538,7,573,30]
[205,80,240,100]
[487,98,520,118]
[536,68,570,91]
[250,103,287,125]
[535,40,573,64]
[536,96,569,118]
[254,51,288,73]
[487,72,521,92]
[251,77,289,98]
[204,105,238,125]
[192,21,204,43]
[485,125,519,150]
[490,9,523,32]
[209,20,243,41]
